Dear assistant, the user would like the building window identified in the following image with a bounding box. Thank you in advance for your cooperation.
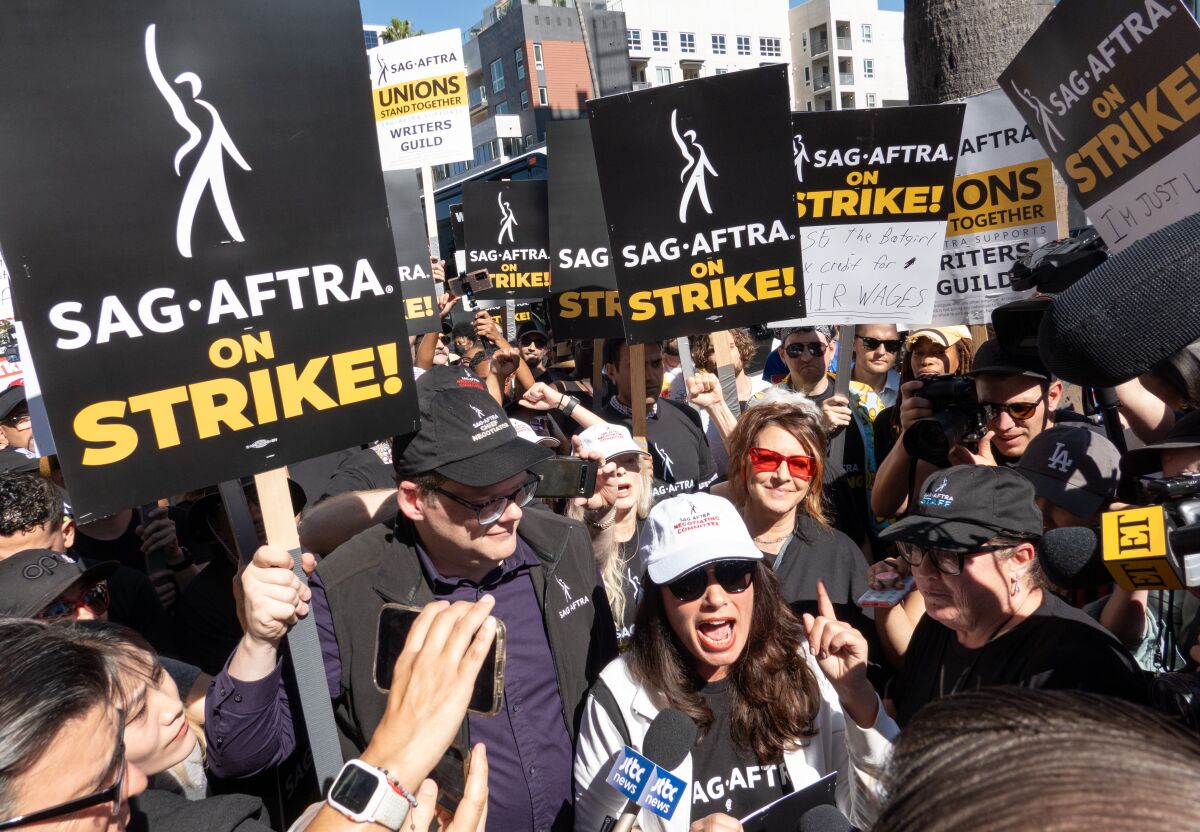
[490,58,505,93]
[804,66,811,84]
[759,37,781,57]
[520,90,530,110]
[495,100,509,114]
[363,30,379,50]
[712,34,726,54]
[714,68,728,75]
[515,48,526,80]
[736,35,751,56]
[656,66,672,85]
[652,30,668,52]
[628,29,641,50]
[806,101,813,111]
[533,42,544,69]
[538,86,548,105]
[862,24,873,43]
[863,59,874,78]
[866,93,877,107]
[802,33,807,49]
[680,32,695,53]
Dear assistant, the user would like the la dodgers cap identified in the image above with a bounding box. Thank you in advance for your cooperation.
[392,366,552,487]
[639,493,762,585]
[1015,426,1120,519]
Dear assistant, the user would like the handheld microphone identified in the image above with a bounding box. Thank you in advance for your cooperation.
[1101,505,1200,590]
[1038,527,1111,591]
[797,804,856,832]
[603,707,697,832]
[1037,213,1200,388]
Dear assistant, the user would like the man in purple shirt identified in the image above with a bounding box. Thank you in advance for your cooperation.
[205,366,618,832]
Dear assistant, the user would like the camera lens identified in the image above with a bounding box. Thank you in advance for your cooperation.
[904,410,970,463]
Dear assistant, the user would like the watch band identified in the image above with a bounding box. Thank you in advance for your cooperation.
[327,760,412,830]
[369,785,410,831]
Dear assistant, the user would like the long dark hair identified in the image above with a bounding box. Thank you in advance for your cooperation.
[628,562,821,761]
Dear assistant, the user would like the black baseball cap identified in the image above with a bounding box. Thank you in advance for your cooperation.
[968,339,1052,382]
[392,365,552,487]
[1124,410,1200,478]
[879,465,1043,551]
[0,385,26,421]
[516,317,550,342]
[0,549,118,618]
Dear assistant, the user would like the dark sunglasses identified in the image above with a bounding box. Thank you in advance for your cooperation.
[0,710,126,829]
[895,542,1006,576]
[858,336,902,353]
[748,447,816,481]
[434,474,539,527]
[981,398,1042,421]
[36,581,111,622]
[666,560,755,603]
[784,342,826,358]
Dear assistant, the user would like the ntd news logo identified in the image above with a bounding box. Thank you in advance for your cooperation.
[604,746,686,820]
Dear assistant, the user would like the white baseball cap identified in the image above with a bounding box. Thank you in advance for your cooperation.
[639,493,763,584]
[576,422,650,462]
[509,418,560,447]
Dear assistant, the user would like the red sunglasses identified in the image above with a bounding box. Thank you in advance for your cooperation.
[748,447,816,480]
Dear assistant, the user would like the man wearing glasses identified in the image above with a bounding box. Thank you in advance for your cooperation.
[0,621,146,832]
[876,465,1144,726]
[207,366,618,832]
[852,325,901,408]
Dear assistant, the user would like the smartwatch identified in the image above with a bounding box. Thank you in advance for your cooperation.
[326,760,412,829]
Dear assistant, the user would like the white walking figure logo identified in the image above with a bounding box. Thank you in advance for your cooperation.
[793,134,810,183]
[1009,79,1065,153]
[497,191,518,245]
[655,442,676,481]
[670,109,718,223]
[145,24,251,259]
[376,53,390,86]
[557,576,573,602]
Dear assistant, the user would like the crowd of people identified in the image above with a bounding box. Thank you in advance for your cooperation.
[5,278,1200,832]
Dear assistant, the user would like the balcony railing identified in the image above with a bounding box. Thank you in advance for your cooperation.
[813,76,831,92]
[836,36,852,49]
[839,72,854,85]
[811,39,829,54]
[632,80,652,90]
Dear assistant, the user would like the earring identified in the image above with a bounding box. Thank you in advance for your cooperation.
[1011,580,1021,597]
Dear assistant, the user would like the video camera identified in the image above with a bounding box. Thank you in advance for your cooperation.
[1101,474,1200,591]
[902,374,989,463]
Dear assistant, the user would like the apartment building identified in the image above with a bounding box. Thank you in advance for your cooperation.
[790,0,907,111]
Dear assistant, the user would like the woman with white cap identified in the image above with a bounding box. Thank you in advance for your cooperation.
[573,493,897,832]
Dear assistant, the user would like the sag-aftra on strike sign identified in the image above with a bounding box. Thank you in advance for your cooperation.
[0,0,419,520]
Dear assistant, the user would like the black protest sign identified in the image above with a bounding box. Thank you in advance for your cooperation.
[473,300,547,339]
[546,119,622,339]
[462,180,551,300]
[0,0,418,521]
[780,104,965,325]
[1000,0,1200,253]
[588,65,803,343]
[448,201,466,276]
[383,169,439,334]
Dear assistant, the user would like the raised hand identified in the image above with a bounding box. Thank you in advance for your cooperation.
[948,429,998,467]
[520,381,563,412]
[821,394,853,433]
[801,580,878,728]
[240,544,316,647]
[686,372,723,410]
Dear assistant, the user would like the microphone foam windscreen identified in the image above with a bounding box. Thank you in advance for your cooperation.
[642,707,698,770]
[1038,213,1200,387]
[1038,526,1107,590]
[798,804,854,832]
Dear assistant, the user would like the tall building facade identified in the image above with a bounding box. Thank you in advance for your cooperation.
[620,0,791,89]
[790,0,907,111]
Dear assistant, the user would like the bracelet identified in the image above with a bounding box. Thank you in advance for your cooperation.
[167,548,195,572]
[587,512,616,530]
[560,396,579,418]
[380,769,420,809]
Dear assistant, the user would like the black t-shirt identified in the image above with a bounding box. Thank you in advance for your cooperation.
[772,515,872,627]
[613,522,646,647]
[315,446,395,504]
[602,397,716,502]
[174,551,242,675]
[689,678,791,821]
[892,593,1147,726]
[806,384,869,547]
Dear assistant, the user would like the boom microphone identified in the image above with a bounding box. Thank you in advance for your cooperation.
[1038,213,1200,388]
[1038,526,1110,591]
[797,804,856,832]
[604,707,697,832]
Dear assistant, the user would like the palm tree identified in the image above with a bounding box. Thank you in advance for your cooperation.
[905,0,1053,103]
[381,18,424,43]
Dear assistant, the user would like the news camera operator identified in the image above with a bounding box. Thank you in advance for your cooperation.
[574,493,898,832]
[875,465,1144,726]
[205,366,617,832]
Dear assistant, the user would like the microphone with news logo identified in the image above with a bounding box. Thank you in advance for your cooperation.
[1038,514,1200,592]
[601,707,697,832]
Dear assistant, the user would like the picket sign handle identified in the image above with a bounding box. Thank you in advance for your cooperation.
[827,325,856,467]
[505,299,517,343]
[676,336,699,413]
[592,338,604,412]
[254,466,345,794]
[218,480,261,565]
[970,324,989,346]
[708,330,740,415]
[630,343,649,455]
[421,165,440,261]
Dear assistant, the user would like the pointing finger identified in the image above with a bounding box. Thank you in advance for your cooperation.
[816,580,838,621]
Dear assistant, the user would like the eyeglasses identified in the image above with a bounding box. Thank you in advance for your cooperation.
[0,710,126,829]
[666,560,756,603]
[434,475,539,526]
[784,342,826,359]
[0,410,30,429]
[519,337,548,348]
[858,336,902,353]
[748,447,816,481]
[895,542,1006,576]
[980,398,1043,421]
[36,581,111,622]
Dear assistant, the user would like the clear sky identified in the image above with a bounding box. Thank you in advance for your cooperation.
[358,0,905,32]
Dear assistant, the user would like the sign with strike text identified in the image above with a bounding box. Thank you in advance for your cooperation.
[369,28,472,170]
[0,0,419,520]
[588,66,804,343]
[462,180,552,300]
[773,104,965,327]
[383,169,440,334]
[1000,0,1200,253]
[933,89,1057,324]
